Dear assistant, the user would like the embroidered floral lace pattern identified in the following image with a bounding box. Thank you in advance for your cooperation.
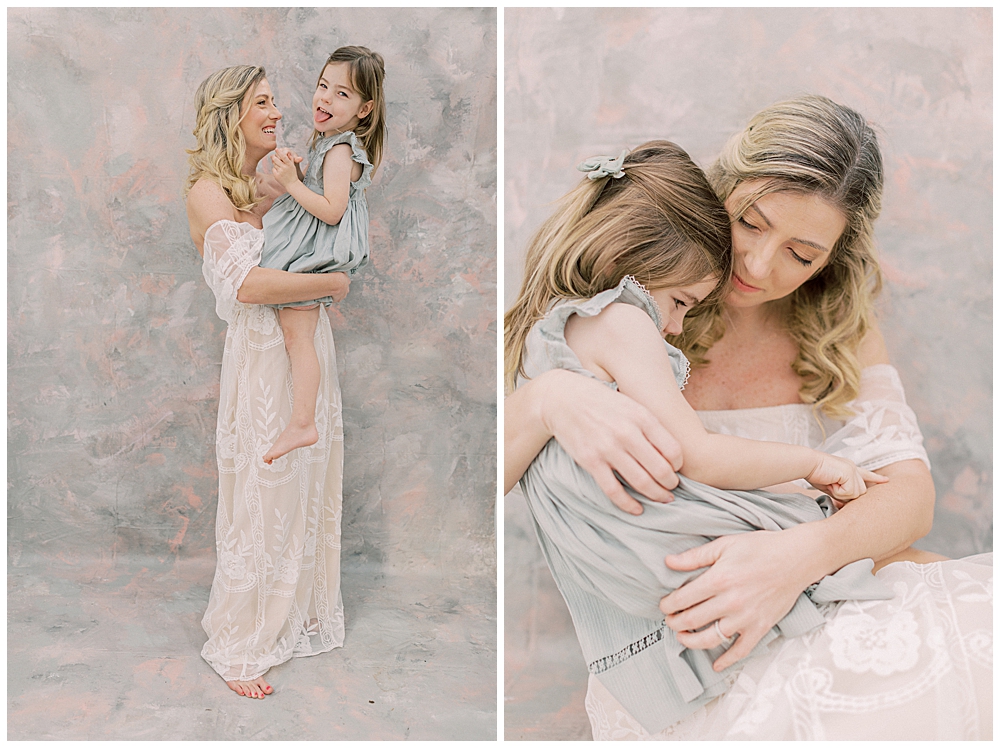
[199,220,345,681]
[585,371,992,739]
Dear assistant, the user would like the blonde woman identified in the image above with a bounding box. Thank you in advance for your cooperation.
[505,96,992,738]
[185,65,350,699]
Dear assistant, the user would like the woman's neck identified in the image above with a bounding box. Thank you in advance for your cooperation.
[722,297,790,337]
[241,152,264,178]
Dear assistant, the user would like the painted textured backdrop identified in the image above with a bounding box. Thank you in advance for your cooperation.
[504,7,990,739]
[8,7,496,739]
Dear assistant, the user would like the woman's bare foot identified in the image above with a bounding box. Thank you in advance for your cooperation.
[263,423,318,464]
[227,676,273,699]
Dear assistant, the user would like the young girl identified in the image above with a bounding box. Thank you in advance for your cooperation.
[504,141,893,734]
[260,46,386,464]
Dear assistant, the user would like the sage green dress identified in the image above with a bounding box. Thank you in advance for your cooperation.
[260,130,372,308]
[518,276,893,734]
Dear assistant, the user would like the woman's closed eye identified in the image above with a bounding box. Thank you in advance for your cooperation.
[790,250,813,267]
[736,216,758,231]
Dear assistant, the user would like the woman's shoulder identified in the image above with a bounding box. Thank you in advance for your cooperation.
[858,319,891,367]
[187,179,238,248]
[187,177,233,213]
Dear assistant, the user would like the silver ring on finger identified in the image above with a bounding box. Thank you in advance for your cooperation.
[714,619,734,646]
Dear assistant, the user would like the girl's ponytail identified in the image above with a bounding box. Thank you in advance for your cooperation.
[504,141,732,394]
[504,177,609,394]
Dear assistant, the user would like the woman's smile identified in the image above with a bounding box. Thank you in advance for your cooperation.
[238,78,281,157]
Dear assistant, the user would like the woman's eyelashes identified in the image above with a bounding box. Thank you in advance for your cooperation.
[737,216,813,267]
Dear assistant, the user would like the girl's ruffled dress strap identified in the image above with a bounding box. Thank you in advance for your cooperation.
[522,275,691,390]
[307,130,373,192]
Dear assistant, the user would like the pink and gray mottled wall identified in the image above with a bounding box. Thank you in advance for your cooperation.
[504,8,990,737]
[505,7,992,556]
[8,8,496,595]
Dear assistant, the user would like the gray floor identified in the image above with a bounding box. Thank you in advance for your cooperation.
[8,553,496,740]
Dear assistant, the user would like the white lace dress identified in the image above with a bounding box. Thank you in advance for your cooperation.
[585,365,993,740]
[198,220,345,682]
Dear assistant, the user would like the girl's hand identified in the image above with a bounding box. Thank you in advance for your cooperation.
[327,272,350,303]
[660,526,821,672]
[274,147,303,166]
[539,370,683,515]
[806,453,889,502]
[271,149,302,188]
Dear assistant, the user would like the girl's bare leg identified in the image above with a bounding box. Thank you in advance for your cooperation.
[263,305,321,464]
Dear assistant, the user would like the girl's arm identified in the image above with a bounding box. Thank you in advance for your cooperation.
[566,303,882,497]
[659,322,936,671]
[272,144,354,225]
[187,178,351,307]
[505,369,684,514]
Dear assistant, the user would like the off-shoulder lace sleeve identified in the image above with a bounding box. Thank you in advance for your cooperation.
[201,220,264,322]
[819,364,931,471]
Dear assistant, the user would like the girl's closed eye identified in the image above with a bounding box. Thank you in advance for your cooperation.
[737,216,758,231]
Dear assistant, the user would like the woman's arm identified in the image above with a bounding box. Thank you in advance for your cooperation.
[236,267,350,305]
[659,460,933,671]
[272,145,353,225]
[188,177,351,307]
[659,323,935,671]
[504,368,683,514]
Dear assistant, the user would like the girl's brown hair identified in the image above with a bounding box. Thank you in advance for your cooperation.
[505,140,732,394]
[312,46,387,174]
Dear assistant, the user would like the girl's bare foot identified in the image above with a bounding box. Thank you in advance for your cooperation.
[263,424,318,464]
[227,676,273,699]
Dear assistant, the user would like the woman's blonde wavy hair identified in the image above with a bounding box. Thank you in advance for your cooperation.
[184,65,267,211]
[311,46,387,174]
[671,95,885,419]
[505,141,732,394]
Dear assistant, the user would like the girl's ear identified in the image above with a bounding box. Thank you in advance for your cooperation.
[358,100,374,120]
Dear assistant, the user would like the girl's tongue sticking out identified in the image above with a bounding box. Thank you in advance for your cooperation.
[315,108,332,124]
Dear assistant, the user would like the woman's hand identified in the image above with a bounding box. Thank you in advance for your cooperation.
[539,370,683,515]
[806,453,889,502]
[327,272,350,303]
[659,525,823,671]
[271,148,303,188]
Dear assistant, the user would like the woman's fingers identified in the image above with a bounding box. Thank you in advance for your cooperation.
[862,469,890,485]
[606,451,675,505]
[674,617,734,650]
[328,272,351,302]
[664,537,726,573]
[664,594,727,635]
[710,624,769,672]
[590,466,644,515]
[541,375,682,511]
